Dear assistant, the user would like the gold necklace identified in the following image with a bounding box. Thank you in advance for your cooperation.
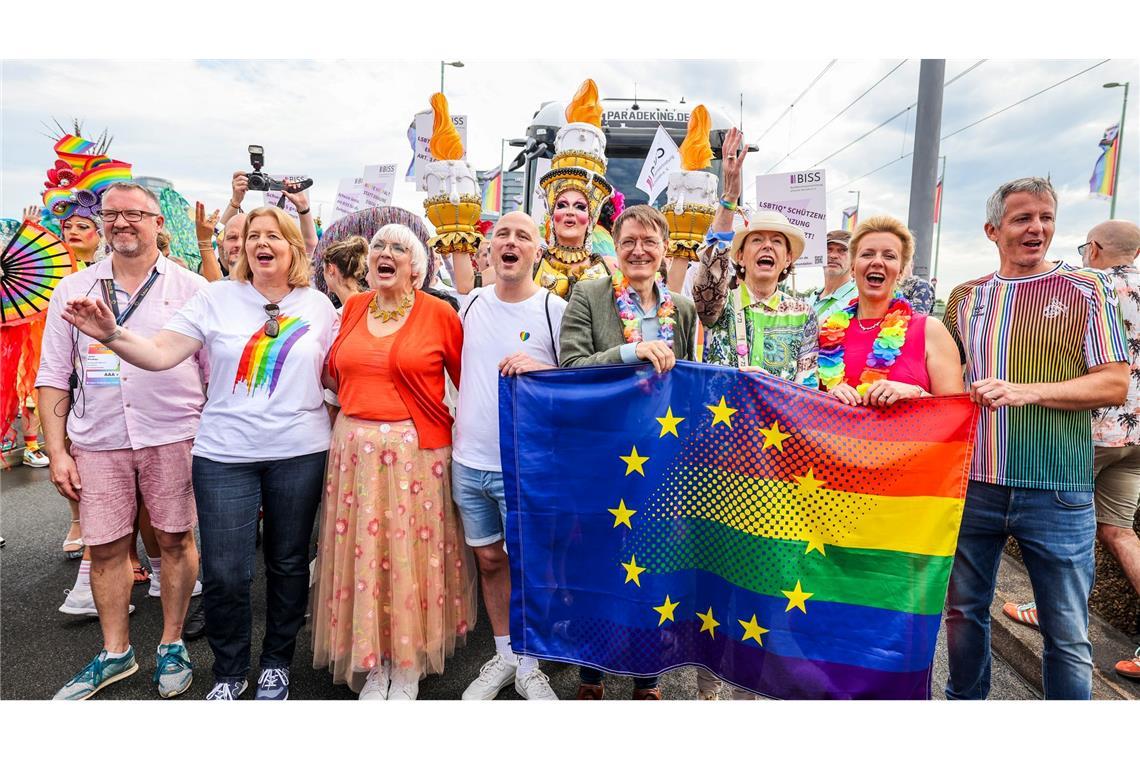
[369,291,414,322]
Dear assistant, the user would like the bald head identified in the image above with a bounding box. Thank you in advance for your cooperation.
[1085,221,1140,263]
[490,211,541,285]
[222,213,247,270]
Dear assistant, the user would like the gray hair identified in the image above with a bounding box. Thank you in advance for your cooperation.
[985,177,1057,228]
[371,223,429,289]
[103,181,162,213]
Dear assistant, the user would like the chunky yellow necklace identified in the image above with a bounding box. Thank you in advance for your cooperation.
[369,291,413,322]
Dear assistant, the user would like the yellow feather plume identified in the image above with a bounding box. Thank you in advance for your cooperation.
[428,93,464,161]
[680,105,713,171]
[564,79,603,127]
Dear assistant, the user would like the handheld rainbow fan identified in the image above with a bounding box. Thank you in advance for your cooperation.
[0,221,77,325]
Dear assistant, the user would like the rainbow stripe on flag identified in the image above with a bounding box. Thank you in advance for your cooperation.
[502,362,977,699]
[233,316,311,396]
[1089,123,1119,200]
[482,170,502,216]
[841,206,858,233]
[54,135,96,155]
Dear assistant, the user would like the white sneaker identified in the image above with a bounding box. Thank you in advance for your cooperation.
[22,447,49,467]
[515,668,558,700]
[387,669,419,700]
[148,576,203,598]
[59,587,135,617]
[462,654,518,700]
[359,663,390,700]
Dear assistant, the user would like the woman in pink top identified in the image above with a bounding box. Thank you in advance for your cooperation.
[818,215,963,406]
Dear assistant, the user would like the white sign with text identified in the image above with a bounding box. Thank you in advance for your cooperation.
[362,164,397,208]
[753,169,828,267]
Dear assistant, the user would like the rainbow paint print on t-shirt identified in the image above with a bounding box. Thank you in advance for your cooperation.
[233,316,311,396]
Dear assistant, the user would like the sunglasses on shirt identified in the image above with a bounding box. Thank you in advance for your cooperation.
[263,303,281,338]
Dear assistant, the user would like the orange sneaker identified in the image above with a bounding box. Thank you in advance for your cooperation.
[1001,601,1039,628]
[1115,647,1140,681]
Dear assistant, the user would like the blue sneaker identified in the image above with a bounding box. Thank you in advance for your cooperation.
[205,677,247,700]
[154,642,193,698]
[53,648,138,700]
[255,666,290,700]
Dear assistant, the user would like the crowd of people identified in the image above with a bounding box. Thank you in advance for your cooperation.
[8,118,1138,701]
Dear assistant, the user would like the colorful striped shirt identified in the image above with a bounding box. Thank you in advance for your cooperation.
[1091,264,1140,447]
[944,262,1129,490]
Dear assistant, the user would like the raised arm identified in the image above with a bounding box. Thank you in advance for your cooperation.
[450,250,477,295]
[691,127,745,327]
[283,183,318,255]
[61,297,203,372]
[195,201,225,282]
[219,171,248,225]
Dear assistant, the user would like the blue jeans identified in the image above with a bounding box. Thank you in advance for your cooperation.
[452,461,508,547]
[579,666,659,690]
[945,480,1096,699]
[193,451,327,681]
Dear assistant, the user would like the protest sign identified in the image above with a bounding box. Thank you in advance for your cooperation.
[753,170,828,267]
[362,163,397,208]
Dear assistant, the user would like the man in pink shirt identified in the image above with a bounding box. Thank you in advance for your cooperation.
[37,183,209,700]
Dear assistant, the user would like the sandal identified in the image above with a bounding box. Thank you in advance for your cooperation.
[132,563,151,584]
[62,520,85,559]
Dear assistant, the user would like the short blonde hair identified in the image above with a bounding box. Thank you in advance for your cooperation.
[849,215,915,270]
[371,223,429,289]
[231,206,312,287]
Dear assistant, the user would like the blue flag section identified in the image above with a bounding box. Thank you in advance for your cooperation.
[500,361,976,700]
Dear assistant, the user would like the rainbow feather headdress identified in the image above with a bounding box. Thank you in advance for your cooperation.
[42,126,132,222]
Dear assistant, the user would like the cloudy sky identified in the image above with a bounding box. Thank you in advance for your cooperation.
[3,57,1135,294]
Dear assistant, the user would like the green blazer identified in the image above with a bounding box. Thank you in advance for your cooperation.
[559,276,698,367]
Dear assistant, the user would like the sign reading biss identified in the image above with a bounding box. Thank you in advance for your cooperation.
[753,169,828,268]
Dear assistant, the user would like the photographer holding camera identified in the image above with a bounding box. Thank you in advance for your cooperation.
[220,146,318,258]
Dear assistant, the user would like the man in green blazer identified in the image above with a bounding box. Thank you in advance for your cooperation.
[559,205,697,372]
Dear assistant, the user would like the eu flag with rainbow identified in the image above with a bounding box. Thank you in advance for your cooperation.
[501,361,977,699]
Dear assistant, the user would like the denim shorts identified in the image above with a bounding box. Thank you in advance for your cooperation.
[451,460,507,547]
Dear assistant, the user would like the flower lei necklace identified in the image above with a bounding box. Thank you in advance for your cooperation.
[818,297,913,395]
[612,270,675,346]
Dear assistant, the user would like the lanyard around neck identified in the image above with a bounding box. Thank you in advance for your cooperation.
[100,268,160,327]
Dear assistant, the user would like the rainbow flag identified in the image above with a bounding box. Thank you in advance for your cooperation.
[74,161,133,194]
[233,316,311,397]
[482,170,503,217]
[1089,123,1119,200]
[502,362,977,699]
[933,174,944,224]
[841,206,858,233]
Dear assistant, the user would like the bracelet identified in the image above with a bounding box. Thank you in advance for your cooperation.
[720,198,738,211]
[197,240,213,248]
[296,207,310,215]
[102,327,123,345]
[228,200,243,211]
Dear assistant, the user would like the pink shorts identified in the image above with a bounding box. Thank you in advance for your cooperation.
[71,440,196,545]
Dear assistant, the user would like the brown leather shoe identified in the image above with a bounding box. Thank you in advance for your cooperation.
[576,682,605,700]
[632,687,662,700]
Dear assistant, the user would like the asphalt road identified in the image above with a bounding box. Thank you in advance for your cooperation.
[1,462,1039,701]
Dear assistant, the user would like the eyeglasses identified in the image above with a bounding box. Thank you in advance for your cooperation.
[98,209,161,223]
[618,237,664,253]
[263,303,281,338]
[1077,240,1100,258]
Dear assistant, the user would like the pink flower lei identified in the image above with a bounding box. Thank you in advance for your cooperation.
[612,269,675,346]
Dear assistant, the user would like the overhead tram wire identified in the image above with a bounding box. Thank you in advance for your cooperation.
[753,60,839,145]
[765,59,910,174]
[827,58,1112,194]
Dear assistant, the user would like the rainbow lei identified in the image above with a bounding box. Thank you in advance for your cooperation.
[818,297,913,395]
[612,269,675,347]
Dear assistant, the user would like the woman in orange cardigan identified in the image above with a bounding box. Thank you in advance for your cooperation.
[311,223,477,701]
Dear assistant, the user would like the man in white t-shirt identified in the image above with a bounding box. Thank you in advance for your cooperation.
[451,211,565,700]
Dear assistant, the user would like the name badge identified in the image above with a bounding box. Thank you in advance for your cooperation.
[85,343,121,386]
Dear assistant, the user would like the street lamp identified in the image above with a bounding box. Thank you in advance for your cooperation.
[1103,81,1130,219]
[440,60,464,95]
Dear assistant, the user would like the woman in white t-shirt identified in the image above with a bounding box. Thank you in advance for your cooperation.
[61,206,339,701]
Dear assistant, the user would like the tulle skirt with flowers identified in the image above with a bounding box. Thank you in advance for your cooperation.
[310,415,477,692]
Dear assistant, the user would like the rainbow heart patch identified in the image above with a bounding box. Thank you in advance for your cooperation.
[519,331,531,342]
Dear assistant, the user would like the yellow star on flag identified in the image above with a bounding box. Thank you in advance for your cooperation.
[653,595,679,626]
[794,467,826,495]
[619,445,649,476]
[656,407,685,438]
[706,396,737,428]
[621,555,647,587]
[782,580,814,614]
[696,606,721,638]
[738,614,770,646]
[804,533,828,557]
[608,499,636,529]
[758,420,792,452]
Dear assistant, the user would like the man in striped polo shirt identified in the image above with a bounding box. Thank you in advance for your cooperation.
[942,177,1129,700]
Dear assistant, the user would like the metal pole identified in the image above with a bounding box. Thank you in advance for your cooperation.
[932,155,946,293]
[440,61,444,95]
[1110,82,1129,219]
[906,59,946,281]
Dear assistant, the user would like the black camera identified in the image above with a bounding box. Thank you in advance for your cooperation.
[245,145,312,193]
